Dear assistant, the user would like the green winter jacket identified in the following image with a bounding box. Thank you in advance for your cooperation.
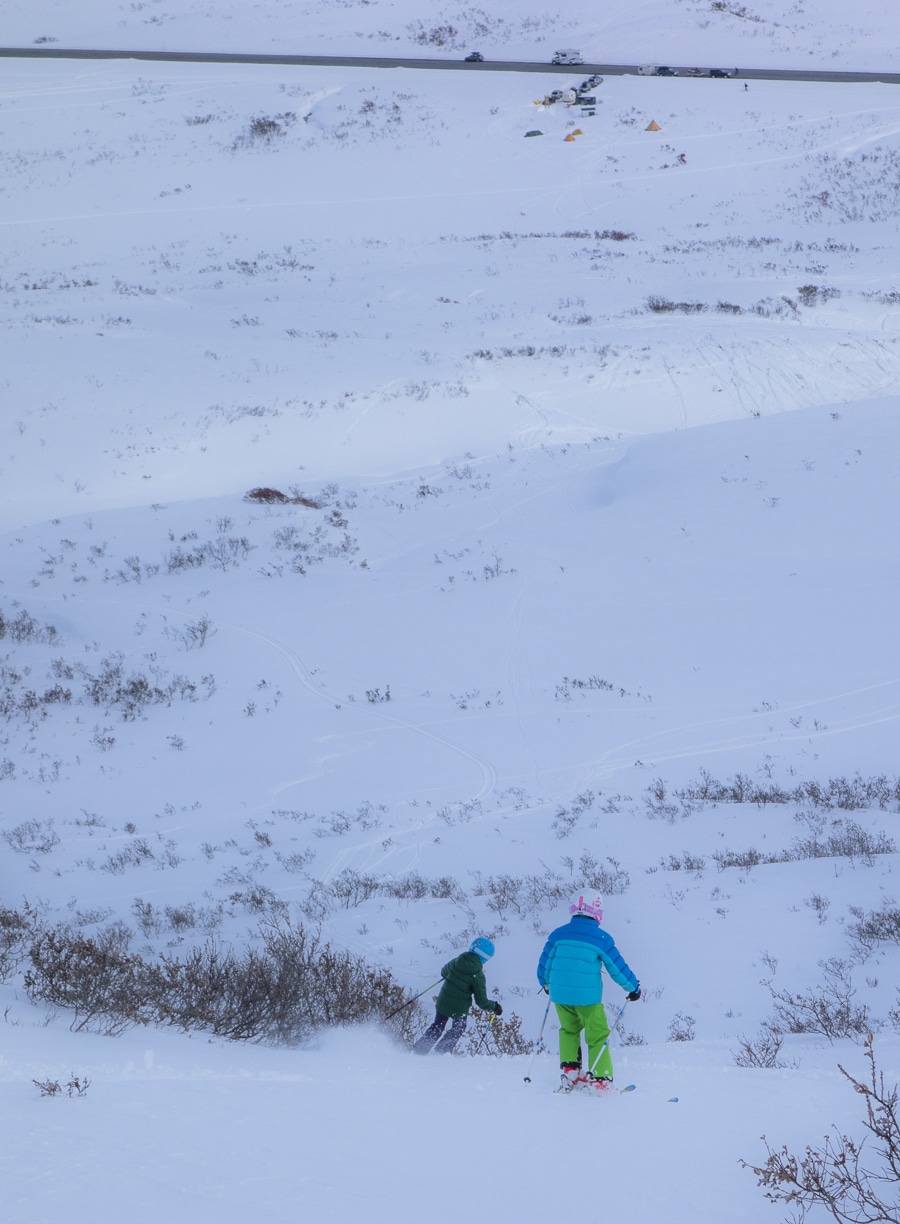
[435,952,499,1018]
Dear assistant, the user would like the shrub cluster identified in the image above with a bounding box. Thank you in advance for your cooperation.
[677,769,900,811]
[768,958,873,1044]
[0,902,35,980]
[0,607,60,645]
[0,652,213,727]
[461,1008,532,1057]
[473,852,630,919]
[21,916,425,1044]
[848,901,900,957]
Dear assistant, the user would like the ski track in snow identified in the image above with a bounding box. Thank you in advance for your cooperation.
[223,619,499,879]
[581,677,900,783]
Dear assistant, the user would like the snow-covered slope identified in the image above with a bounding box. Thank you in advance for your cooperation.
[6,0,900,71]
[2,3,900,1221]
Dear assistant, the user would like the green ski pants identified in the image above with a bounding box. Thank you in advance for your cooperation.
[555,1002,613,1078]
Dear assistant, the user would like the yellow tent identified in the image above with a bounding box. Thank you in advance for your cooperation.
[645,120,661,131]
[564,134,576,142]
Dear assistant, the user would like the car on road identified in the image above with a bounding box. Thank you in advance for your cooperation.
[464,51,484,62]
[709,68,736,78]
[552,49,584,65]
[638,65,679,76]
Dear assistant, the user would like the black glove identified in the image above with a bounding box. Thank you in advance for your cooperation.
[542,984,550,995]
[627,988,641,1002]
[493,1003,503,1017]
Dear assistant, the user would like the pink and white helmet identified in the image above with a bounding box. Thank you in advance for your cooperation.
[570,894,603,922]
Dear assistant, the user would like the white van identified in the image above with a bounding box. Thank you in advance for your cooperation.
[551,49,584,65]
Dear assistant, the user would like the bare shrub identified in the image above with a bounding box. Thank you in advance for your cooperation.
[33,1078,62,1097]
[23,918,423,1045]
[712,846,781,871]
[660,851,706,873]
[646,296,708,314]
[799,147,900,224]
[570,850,630,896]
[408,21,459,47]
[233,113,298,151]
[24,924,148,1035]
[769,958,874,1043]
[805,892,831,924]
[165,535,253,572]
[459,1008,531,1056]
[644,777,692,823]
[0,903,38,981]
[552,790,596,837]
[797,284,841,307]
[150,920,422,1044]
[668,1012,696,1041]
[733,1024,796,1068]
[790,818,895,865]
[677,770,900,811]
[3,818,59,855]
[79,653,207,720]
[100,837,155,874]
[0,606,60,645]
[848,901,900,958]
[33,1075,91,1098]
[328,868,381,908]
[473,852,629,921]
[163,616,216,650]
[743,1037,900,1223]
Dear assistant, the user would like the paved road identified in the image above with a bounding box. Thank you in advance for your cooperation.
[2,45,900,85]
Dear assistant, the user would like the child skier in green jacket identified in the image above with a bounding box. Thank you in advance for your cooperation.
[413,937,502,1055]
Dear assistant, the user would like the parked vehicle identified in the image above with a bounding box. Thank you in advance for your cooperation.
[551,49,584,65]
[464,51,484,62]
[655,65,679,76]
[709,67,736,77]
[638,65,679,76]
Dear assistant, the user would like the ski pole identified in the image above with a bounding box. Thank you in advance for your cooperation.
[588,998,630,1077]
[472,1012,495,1056]
[523,995,552,1083]
[380,979,442,1024]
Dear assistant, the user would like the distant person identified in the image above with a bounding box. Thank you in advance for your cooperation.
[413,937,502,1055]
[537,895,640,1089]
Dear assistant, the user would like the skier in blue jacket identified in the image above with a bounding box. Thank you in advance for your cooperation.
[537,895,640,1089]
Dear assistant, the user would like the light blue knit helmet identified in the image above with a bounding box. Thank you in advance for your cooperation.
[470,936,495,962]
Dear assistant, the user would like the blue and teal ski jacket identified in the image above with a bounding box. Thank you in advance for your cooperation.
[537,915,638,1006]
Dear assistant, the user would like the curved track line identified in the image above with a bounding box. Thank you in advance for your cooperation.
[222,618,498,800]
